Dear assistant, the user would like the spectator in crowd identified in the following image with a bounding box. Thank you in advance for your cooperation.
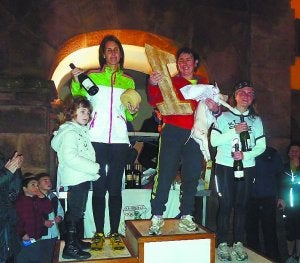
[0,151,23,263]
[246,146,282,262]
[36,173,64,263]
[15,176,53,263]
[277,142,300,263]
[138,110,160,171]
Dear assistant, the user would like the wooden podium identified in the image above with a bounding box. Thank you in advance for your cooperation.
[125,219,216,263]
[53,218,274,263]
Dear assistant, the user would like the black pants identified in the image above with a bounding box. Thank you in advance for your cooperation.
[151,124,203,216]
[284,207,300,241]
[65,181,90,224]
[215,164,254,244]
[246,196,281,262]
[92,142,129,234]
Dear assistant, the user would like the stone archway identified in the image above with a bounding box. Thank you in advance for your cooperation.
[49,29,209,96]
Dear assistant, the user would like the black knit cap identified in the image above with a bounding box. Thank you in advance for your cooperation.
[234,80,254,92]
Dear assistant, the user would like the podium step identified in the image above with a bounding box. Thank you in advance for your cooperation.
[53,220,273,263]
[125,219,216,263]
[53,239,138,263]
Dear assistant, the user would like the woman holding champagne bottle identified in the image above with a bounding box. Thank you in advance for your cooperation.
[210,81,266,261]
[70,35,139,251]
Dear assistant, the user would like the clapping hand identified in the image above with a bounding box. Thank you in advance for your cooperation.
[5,152,23,173]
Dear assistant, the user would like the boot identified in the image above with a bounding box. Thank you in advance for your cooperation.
[76,218,91,250]
[62,222,91,260]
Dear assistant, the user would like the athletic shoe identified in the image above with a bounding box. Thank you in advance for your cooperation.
[90,232,105,251]
[109,233,125,250]
[179,215,198,231]
[149,215,164,235]
[231,242,248,261]
[217,242,232,261]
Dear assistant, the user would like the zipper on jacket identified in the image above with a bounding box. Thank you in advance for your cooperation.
[108,71,117,143]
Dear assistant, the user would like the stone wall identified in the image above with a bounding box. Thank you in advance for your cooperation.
[0,77,57,174]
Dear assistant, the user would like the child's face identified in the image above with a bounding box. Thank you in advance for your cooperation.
[74,106,91,126]
[38,176,52,192]
[23,180,40,197]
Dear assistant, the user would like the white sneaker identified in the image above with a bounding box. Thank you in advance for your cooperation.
[231,242,248,261]
[217,242,232,261]
[149,215,164,235]
[179,215,198,231]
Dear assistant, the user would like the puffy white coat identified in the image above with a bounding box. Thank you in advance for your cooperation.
[51,121,100,192]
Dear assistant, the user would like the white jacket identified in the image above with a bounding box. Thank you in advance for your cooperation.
[211,108,266,168]
[51,121,100,191]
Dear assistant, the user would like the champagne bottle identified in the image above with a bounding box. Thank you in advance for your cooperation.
[125,164,134,189]
[133,163,142,189]
[69,63,99,96]
[239,115,251,152]
[233,143,244,181]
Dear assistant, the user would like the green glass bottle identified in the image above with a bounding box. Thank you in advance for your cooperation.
[133,163,142,189]
[240,115,251,152]
[69,63,99,96]
[125,164,134,189]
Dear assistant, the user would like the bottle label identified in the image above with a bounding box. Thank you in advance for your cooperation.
[134,174,140,186]
[234,170,244,179]
[126,174,133,180]
[82,78,94,89]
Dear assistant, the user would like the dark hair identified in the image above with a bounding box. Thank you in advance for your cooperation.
[35,172,50,181]
[287,141,300,155]
[99,35,124,70]
[176,47,200,71]
[64,96,93,122]
[22,177,38,187]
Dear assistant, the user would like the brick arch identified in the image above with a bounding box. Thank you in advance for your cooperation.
[50,29,209,94]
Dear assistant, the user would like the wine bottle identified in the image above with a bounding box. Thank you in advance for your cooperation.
[233,143,244,181]
[69,63,99,96]
[239,115,251,152]
[133,163,142,189]
[125,164,134,189]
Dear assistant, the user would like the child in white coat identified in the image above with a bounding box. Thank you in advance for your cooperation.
[51,96,100,260]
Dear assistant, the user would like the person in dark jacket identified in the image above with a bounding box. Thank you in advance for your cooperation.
[277,142,300,263]
[14,176,53,263]
[138,110,160,171]
[245,146,283,262]
[0,151,23,263]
